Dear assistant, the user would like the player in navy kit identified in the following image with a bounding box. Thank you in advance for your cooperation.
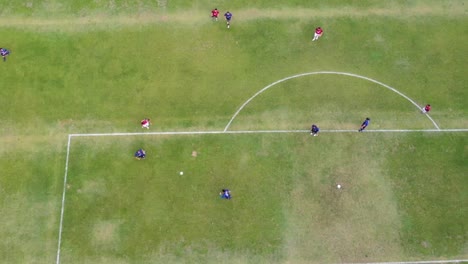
[219,189,232,199]
[224,11,232,28]
[0,48,10,62]
[134,149,146,160]
[311,124,320,136]
[358,118,370,132]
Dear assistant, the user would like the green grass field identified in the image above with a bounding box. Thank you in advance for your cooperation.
[0,1,467,263]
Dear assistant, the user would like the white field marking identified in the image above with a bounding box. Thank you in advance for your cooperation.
[223,71,440,132]
[56,135,72,264]
[344,259,468,264]
[68,128,468,137]
[56,129,468,263]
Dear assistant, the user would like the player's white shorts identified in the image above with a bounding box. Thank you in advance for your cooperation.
[142,122,150,128]
[314,33,322,38]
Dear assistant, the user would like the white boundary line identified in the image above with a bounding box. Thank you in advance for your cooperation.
[56,128,468,264]
[344,260,468,264]
[56,134,71,264]
[69,129,468,137]
[223,71,441,132]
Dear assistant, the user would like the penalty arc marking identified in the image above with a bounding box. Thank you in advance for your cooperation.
[223,71,440,132]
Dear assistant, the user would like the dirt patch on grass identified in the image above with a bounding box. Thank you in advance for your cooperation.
[283,144,404,263]
[93,220,120,244]
[82,180,101,193]
[80,179,106,196]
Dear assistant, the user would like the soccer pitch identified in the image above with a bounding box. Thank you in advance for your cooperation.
[0,0,467,263]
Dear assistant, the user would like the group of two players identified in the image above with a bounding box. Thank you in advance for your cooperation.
[211,7,324,41]
[310,118,371,136]
[312,104,432,135]
[211,8,233,28]
[133,118,151,159]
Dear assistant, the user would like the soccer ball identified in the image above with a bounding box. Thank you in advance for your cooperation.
[179,171,184,175]
[337,184,342,189]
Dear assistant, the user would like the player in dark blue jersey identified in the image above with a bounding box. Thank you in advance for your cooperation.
[358,118,370,132]
[219,189,232,199]
[134,149,146,160]
[311,124,320,136]
[0,48,10,62]
[224,11,232,28]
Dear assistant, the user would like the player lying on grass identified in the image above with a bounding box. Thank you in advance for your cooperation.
[0,48,10,62]
[134,149,146,160]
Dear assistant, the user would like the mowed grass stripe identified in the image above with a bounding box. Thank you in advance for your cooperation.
[0,3,466,29]
[0,148,65,263]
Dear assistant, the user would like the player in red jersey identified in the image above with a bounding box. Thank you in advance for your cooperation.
[312,27,323,41]
[421,104,431,114]
[211,8,220,21]
[141,118,151,129]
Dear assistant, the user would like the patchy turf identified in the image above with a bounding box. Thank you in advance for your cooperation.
[55,132,467,263]
[0,0,467,263]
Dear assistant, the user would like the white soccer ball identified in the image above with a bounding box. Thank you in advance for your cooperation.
[337,184,342,189]
[179,171,184,175]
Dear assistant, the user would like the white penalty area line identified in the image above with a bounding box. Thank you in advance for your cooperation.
[69,128,468,137]
[56,135,71,264]
[56,128,468,263]
[345,259,468,264]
